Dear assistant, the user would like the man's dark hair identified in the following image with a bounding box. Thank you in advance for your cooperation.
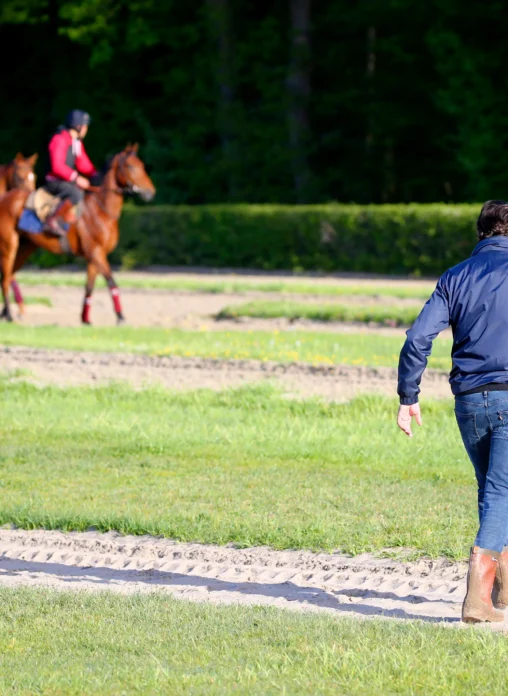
[477,200,508,240]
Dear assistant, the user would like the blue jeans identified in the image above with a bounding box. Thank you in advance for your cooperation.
[455,391,508,552]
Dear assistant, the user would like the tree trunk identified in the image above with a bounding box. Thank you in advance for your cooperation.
[287,0,312,202]
[207,0,238,199]
[364,24,377,200]
[365,25,376,154]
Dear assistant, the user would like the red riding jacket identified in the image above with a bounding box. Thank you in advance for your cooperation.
[46,128,97,183]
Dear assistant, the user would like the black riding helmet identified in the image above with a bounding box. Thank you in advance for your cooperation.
[65,110,91,130]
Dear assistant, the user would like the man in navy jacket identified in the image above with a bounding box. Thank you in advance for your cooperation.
[398,200,508,623]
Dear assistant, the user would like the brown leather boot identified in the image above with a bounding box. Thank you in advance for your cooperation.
[45,199,76,237]
[462,546,504,623]
[492,547,508,609]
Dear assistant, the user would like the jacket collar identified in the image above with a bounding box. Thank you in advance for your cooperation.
[472,236,508,256]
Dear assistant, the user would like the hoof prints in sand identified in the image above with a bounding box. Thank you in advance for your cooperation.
[0,528,479,627]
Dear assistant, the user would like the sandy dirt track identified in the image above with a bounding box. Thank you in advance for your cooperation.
[18,283,426,335]
[0,345,452,400]
[0,528,496,630]
[0,529,478,627]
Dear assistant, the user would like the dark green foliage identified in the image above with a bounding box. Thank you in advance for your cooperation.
[27,203,479,275]
[1,1,508,205]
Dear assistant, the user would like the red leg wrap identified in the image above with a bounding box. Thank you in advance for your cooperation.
[11,280,23,304]
[82,297,92,324]
[110,286,123,315]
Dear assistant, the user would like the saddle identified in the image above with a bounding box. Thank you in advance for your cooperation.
[18,187,60,234]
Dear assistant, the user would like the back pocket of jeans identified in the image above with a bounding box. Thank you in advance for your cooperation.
[454,410,480,444]
[495,411,508,439]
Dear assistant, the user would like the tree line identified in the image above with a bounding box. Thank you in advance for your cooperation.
[1,0,507,205]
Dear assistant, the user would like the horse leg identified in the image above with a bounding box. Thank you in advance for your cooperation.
[0,282,8,320]
[82,262,98,325]
[10,279,24,317]
[10,239,37,318]
[0,234,19,322]
[109,277,125,324]
[89,248,125,324]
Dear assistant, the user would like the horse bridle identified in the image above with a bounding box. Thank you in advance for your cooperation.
[88,152,143,220]
[113,152,144,197]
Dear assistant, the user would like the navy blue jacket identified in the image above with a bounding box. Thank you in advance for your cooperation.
[398,236,508,404]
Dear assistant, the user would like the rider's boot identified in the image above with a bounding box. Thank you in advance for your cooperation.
[45,199,77,237]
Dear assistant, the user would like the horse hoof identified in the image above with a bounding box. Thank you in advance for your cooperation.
[82,320,92,327]
[117,316,126,326]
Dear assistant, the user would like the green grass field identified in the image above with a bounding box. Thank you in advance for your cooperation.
[218,300,420,326]
[0,588,506,695]
[17,270,434,300]
[0,324,452,369]
[0,379,475,558]
[0,301,495,694]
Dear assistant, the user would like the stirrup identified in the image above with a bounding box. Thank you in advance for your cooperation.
[45,217,69,238]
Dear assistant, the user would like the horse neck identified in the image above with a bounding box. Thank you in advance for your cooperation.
[95,168,123,220]
[0,164,9,195]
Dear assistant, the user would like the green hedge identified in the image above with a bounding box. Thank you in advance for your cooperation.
[33,203,480,276]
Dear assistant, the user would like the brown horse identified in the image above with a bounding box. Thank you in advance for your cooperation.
[0,144,155,323]
[0,153,38,314]
[0,153,38,195]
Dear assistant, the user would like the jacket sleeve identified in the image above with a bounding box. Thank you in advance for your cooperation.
[48,133,78,182]
[397,276,451,405]
[75,144,97,177]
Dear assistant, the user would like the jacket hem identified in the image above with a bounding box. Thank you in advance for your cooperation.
[399,396,419,405]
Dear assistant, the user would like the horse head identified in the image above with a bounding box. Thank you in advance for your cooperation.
[112,144,155,202]
[9,153,38,192]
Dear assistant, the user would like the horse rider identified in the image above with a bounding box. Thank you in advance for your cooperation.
[44,110,99,236]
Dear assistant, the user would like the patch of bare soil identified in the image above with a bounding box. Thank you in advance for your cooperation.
[16,284,427,337]
[0,528,490,628]
[21,286,248,329]
[0,345,452,400]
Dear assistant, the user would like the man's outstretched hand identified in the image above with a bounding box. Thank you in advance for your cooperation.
[397,403,422,438]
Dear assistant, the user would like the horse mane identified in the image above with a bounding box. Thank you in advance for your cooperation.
[101,155,116,176]
[93,154,118,186]
[97,147,141,185]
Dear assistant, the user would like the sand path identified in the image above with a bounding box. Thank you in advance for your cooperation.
[16,283,427,334]
[0,528,492,629]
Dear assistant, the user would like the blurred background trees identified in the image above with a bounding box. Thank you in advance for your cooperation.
[1,0,507,205]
